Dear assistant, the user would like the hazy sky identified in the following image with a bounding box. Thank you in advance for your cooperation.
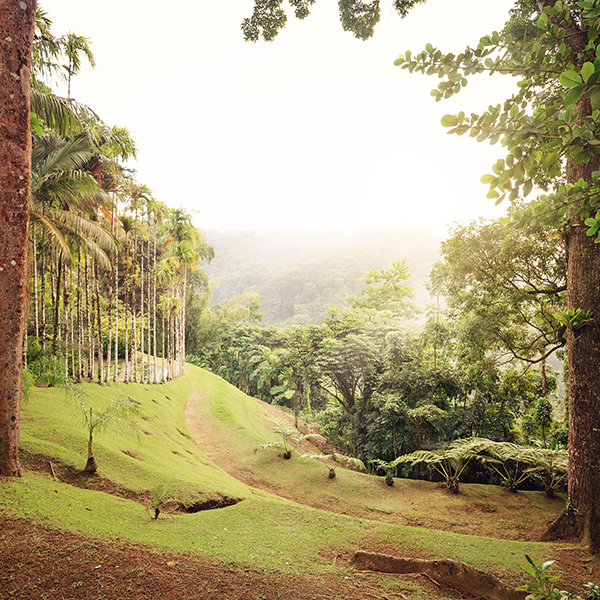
[42,0,517,235]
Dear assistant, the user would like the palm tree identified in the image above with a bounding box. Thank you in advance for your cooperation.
[30,131,114,372]
[59,31,96,100]
[69,388,140,473]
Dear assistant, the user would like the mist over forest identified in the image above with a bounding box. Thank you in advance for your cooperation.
[202,226,442,327]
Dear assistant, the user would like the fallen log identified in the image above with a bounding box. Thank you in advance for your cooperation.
[353,551,527,600]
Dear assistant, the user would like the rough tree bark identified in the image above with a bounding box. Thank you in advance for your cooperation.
[542,147,600,551]
[0,0,37,477]
[524,2,600,553]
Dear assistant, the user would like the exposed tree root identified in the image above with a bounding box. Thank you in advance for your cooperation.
[540,507,598,554]
[352,551,527,600]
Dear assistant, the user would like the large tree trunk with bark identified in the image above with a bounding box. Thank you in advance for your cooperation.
[565,210,600,551]
[542,94,600,552]
[0,0,36,477]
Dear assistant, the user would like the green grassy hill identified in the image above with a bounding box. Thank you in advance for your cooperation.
[1,364,596,599]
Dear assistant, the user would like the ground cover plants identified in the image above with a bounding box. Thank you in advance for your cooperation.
[2,364,600,599]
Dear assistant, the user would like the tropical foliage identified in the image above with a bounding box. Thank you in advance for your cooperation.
[24,9,214,387]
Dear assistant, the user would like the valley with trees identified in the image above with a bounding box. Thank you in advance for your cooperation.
[3,0,600,598]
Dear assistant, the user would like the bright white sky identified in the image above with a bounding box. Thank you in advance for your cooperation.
[42,0,517,235]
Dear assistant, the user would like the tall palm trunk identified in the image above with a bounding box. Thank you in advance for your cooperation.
[32,224,39,339]
[139,245,144,382]
[85,257,93,379]
[124,255,129,383]
[63,265,69,377]
[161,311,166,383]
[152,222,158,383]
[52,254,62,356]
[113,247,119,382]
[131,236,138,383]
[106,262,113,382]
[40,231,46,350]
[77,246,83,382]
[70,294,75,378]
[94,261,103,384]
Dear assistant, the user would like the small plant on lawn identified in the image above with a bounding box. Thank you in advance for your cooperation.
[371,458,403,486]
[518,554,600,600]
[148,483,170,519]
[69,386,141,472]
[300,452,365,479]
[254,417,322,459]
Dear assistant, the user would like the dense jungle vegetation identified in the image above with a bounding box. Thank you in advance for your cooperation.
[191,215,569,497]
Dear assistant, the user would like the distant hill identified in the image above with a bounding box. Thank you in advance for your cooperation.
[201,226,442,327]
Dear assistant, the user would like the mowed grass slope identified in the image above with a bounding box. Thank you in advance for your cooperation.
[0,363,581,590]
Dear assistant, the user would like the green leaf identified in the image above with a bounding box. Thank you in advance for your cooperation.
[589,87,600,110]
[480,174,496,184]
[565,85,586,106]
[523,179,533,197]
[441,114,458,127]
[537,12,548,28]
[487,189,500,200]
[581,62,595,82]
[540,560,556,572]
[560,70,583,88]
[30,112,44,135]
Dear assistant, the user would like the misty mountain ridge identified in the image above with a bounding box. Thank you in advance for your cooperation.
[201,226,442,327]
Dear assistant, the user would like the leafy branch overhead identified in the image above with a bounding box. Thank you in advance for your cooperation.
[241,0,427,42]
[394,2,600,240]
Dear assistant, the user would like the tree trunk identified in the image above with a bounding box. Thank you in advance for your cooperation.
[106,261,113,383]
[564,210,600,552]
[162,312,166,382]
[84,431,97,473]
[40,230,46,350]
[124,267,129,382]
[113,247,119,382]
[85,257,93,379]
[0,0,36,477]
[32,224,39,339]
[140,240,145,382]
[131,245,138,383]
[63,264,69,378]
[77,246,83,382]
[543,95,600,553]
[152,225,158,383]
[52,254,62,355]
[94,261,103,384]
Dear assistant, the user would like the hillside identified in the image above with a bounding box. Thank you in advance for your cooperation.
[1,366,599,599]
[202,226,442,326]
